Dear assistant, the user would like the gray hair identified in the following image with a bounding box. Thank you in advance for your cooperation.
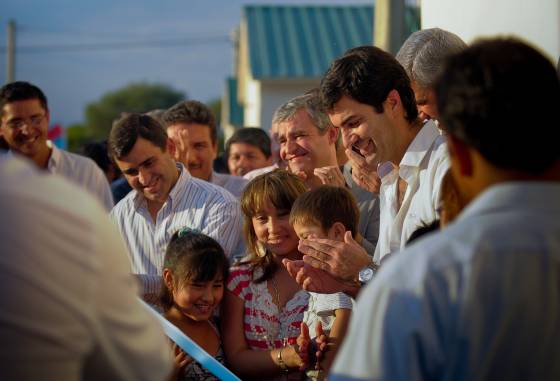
[396,28,467,89]
[272,91,333,134]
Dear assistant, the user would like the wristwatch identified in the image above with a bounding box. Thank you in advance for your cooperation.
[358,261,378,285]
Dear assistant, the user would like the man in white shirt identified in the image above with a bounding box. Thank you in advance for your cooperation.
[0,81,113,210]
[0,155,171,381]
[331,38,560,381]
[108,113,242,299]
[163,100,248,197]
[286,46,449,291]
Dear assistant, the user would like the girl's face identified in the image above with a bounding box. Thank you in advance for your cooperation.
[252,201,300,257]
[170,272,224,322]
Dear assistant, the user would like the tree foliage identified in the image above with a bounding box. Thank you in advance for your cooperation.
[85,82,185,139]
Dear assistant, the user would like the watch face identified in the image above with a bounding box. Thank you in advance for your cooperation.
[359,267,374,283]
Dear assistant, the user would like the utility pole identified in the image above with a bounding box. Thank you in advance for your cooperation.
[6,19,16,83]
[374,0,406,55]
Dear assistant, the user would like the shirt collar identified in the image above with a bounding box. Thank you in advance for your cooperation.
[400,120,443,168]
[46,140,59,172]
[458,182,560,222]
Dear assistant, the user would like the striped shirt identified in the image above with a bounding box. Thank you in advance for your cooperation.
[227,264,309,350]
[111,164,242,296]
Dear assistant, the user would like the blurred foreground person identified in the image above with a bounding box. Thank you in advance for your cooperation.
[330,38,560,381]
[0,155,171,381]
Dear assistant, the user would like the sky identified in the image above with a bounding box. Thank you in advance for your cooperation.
[0,0,375,127]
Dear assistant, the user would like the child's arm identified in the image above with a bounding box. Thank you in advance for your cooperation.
[221,290,305,379]
[320,308,352,375]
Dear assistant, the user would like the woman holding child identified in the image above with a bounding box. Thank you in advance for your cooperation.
[222,169,310,380]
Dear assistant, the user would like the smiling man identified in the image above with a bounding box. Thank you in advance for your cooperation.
[163,100,247,197]
[320,46,449,264]
[0,81,113,210]
[396,28,466,123]
[275,91,379,256]
[283,46,450,293]
[108,113,242,301]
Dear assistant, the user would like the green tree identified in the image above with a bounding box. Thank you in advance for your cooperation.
[66,123,89,152]
[85,82,185,139]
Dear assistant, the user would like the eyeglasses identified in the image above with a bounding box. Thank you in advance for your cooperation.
[5,114,46,130]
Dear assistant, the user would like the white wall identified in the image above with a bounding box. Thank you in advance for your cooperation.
[259,80,319,131]
[422,0,560,62]
[243,78,261,127]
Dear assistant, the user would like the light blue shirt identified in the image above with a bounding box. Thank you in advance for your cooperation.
[331,182,560,381]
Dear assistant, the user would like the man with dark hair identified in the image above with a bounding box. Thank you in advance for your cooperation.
[330,38,560,381]
[163,100,247,197]
[0,81,113,210]
[108,113,242,300]
[226,127,273,177]
[289,46,449,288]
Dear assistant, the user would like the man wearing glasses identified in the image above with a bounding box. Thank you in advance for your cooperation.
[0,81,113,210]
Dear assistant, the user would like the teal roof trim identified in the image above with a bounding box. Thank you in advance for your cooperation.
[227,77,244,127]
[245,5,420,80]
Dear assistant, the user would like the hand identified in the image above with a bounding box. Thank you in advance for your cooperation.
[313,323,329,370]
[296,322,312,371]
[170,342,192,380]
[283,259,353,294]
[313,165,346,187]
[172,129,189,167]
[345,145,380,194]
[298,231,371,282]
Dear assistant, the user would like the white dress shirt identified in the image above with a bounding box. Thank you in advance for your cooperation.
[110,164,243,296]
[331,182,560,381]
[242,163,279,180]
[48,142,114,211]
[211,171,248,198]
[374,120,449,262]
[0,156,171,381]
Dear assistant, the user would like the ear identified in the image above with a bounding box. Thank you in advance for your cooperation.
[327,126,339,145]
[447,134,473,176]
[162,268,175,292]
[166,137,176,156]
[329,222,346,240]
[384,89,401,116]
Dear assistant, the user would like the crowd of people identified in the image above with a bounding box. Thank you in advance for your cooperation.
[1,27,559,381]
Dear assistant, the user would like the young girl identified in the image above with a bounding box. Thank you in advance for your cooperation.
[222,169,310,380]
[160,228,229,381]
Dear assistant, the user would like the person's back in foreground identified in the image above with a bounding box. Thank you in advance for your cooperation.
[330,38,560,381]
[0,156,171,381]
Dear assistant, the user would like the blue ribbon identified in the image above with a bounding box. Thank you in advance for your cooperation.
[140,299,241,381]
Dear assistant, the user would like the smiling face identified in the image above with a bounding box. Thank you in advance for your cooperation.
[115,137,179,204]
[167,122,217,181]
[252,201,300,257]
[411,81,438,122]
[277,108,337,178]
[228,142,271,176]
[329,95,399,167]
[168,272,224,322]
[0,99,50,159]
